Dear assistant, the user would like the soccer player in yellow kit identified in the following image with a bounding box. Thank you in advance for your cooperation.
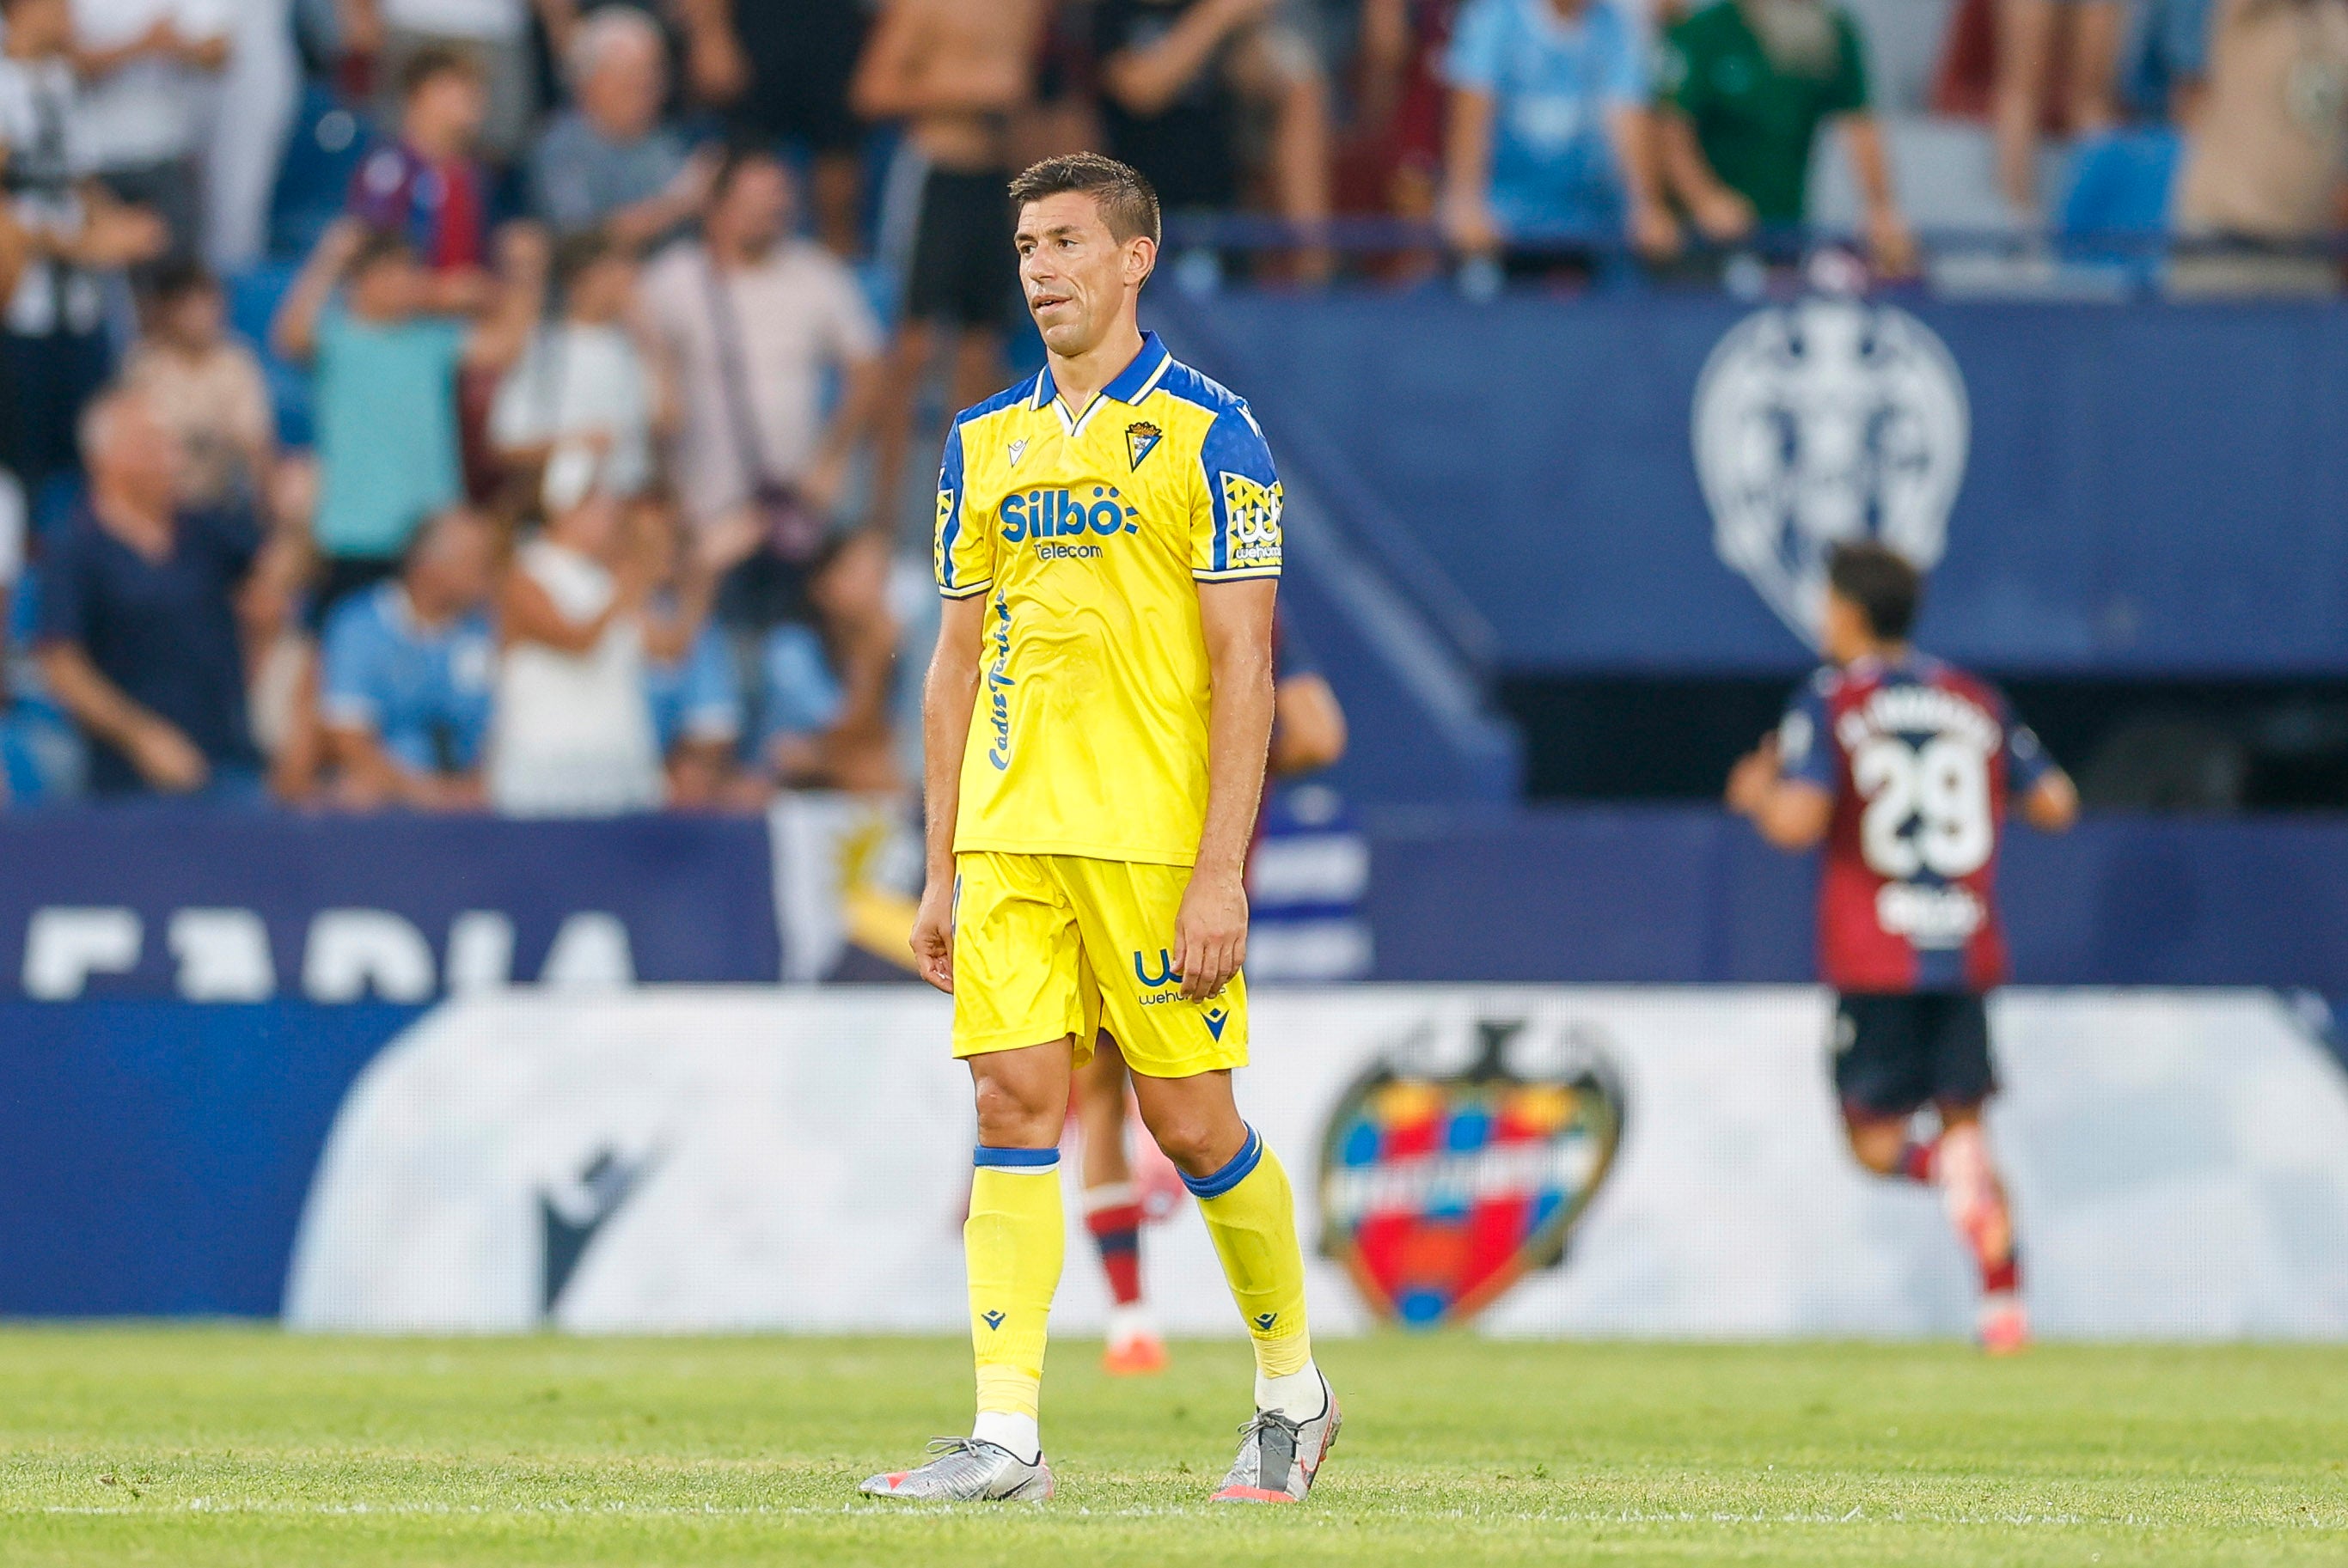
[859,152,1339,1505]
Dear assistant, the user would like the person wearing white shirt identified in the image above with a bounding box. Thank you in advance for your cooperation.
[486,469,736,817]
[70,0,230,267]
[489,228,666,500]
[0,0,167,495]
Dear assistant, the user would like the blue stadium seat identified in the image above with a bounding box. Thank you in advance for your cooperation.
[225,261,315,448]
[2056,128,2180,278]
[270,82,373,262]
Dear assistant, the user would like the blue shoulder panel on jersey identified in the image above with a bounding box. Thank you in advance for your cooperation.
[957,375,1044,430]
[1158,361,1279,575]
[1152,357,1250,420]
[938,378,1039,594]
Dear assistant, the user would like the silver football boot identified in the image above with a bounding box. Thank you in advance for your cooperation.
[1210,1372,1342,1503]
[859,1438,1054,1502]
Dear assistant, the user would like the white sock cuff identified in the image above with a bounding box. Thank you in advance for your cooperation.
[971,1410,1042,1463]
[1254,1361,1325,1422]
[1082,1181,1138,1212]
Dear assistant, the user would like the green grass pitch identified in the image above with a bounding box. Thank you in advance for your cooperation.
[3,1329,2345,1565]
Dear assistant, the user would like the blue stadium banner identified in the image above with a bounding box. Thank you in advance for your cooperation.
[0,807,781,1000]
[1165,292,2348,675]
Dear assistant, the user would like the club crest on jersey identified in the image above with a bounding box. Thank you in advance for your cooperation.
[1125,421,1161,470]
[1692,294,1968,648]
[1219,473,1283,569]
[1318,1017,1624,1328]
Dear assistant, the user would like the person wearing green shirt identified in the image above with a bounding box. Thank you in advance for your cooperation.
[1654,0,1916,274]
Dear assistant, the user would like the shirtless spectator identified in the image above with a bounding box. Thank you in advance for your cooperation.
[1097,0,1334,279]
[853,0,1046,542]
[2169,0,2348,296]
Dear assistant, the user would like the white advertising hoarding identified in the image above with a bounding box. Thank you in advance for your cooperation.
[286,987,2348,1339]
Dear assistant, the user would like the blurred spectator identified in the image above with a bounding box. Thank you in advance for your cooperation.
[339,0,547,165]
[272,217,547,621]
[201,0,297,271]
[241,459,321,801]
[0,0,168,500]
[1991,0,2123,217]
[486,481,733,815]
[634,496,748,807]
[852,0,1043,546]
[2169,0,2348,296]
[33,384,269,797]
[491,229,665,499]
[318,503,497,808]
[1097,0,1334,270]
[346,45,495,310]
[695,0,870,256]
[530,6,715,244]
[122,259,278,513]
[639,144,883,618]
[69,0,230,271]
[757,533,899,792]
[1440,0,1678,267]
[1656,0,1915,274]
[1340,0,1458,231]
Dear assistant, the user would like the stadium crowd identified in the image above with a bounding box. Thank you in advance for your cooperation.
[0,0,2340,810]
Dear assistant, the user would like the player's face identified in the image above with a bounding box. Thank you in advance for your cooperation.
[1016,193,1152,358]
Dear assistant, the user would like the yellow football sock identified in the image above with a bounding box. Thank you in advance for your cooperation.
[1189,1127,1313,1379]
[967,1150,1066,1423]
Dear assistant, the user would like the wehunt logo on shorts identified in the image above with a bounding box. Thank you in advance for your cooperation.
[1002,487,1139,552]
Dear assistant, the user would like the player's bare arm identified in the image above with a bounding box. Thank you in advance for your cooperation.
[1271,672,1347,775]
[1178,577,1278,1001]
[1727,735,1832,850]
[912,593,988,991]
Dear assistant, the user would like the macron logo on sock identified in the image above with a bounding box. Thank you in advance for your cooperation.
[1254,1312,1278,1332]
[981,1310,1006,1330]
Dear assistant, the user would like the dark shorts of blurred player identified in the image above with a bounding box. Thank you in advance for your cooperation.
[1832,992,1996,1120]
[902,163,1019,333]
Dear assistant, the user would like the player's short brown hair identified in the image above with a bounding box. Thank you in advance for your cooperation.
[1007,153,1161,246]
[1826,541,1922,641]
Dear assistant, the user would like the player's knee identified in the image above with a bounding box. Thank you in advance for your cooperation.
[970,1064,1066,1147]
[1844,1115,1905,1175]
[1138,1103,1244,1179]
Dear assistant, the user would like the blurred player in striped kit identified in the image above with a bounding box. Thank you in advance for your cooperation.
[1728,542,2078,1352]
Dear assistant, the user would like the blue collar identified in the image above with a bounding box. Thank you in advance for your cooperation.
[1032,331,1171,412]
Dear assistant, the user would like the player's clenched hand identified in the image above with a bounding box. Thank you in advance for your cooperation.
[910,880,956,993]
[1173,866,1248,1002]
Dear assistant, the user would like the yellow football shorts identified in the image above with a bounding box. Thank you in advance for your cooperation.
[951,851,1249,1078]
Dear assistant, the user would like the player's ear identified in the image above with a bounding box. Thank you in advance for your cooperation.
[1126,235,1157,290]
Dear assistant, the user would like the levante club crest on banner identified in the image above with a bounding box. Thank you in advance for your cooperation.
[1317,1017,1625,1327]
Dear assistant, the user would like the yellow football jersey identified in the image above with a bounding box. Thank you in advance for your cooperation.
[935,331,1282,868]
